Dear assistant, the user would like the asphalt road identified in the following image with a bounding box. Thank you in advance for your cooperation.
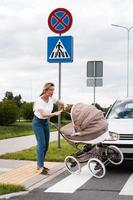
[4,161,133,200]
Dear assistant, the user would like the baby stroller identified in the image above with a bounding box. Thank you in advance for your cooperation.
[52,103,124,178]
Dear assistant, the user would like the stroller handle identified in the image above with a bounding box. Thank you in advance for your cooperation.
[49,110,71,132]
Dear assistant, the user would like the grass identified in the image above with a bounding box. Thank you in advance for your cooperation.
[0,122,33,140]
[0,139,78,162]
[0,121,56,140]
[0,120,69,140]
[0,183,26,195]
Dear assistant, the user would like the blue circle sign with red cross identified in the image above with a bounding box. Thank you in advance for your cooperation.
[48,8,73,34]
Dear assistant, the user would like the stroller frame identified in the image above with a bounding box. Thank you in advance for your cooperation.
[50,106,124,179]
[64,142,123,178]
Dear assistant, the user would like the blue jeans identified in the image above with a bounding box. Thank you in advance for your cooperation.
[32,116,50,167]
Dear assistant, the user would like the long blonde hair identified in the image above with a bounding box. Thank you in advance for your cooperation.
[40,82,55,96]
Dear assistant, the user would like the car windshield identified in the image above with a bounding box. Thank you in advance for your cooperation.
[107,99,133,119]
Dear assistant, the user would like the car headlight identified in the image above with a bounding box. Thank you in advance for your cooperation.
[105,131,120,141]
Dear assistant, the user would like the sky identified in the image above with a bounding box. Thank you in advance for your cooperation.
[0,0,133,107]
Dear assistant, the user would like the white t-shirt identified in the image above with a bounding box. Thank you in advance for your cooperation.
[33,96,57,119]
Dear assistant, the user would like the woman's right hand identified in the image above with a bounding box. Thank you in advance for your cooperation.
[54,110,62,116]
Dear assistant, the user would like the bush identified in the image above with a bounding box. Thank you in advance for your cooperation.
[0,100,18,125]
[21,102,34,120]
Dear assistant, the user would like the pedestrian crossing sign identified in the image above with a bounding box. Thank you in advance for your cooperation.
[47,36,73,63]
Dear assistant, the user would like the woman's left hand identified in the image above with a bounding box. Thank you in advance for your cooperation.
[63,104,68,110]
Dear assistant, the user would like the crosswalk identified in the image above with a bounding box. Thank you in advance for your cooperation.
[45,165,92,193]
[44,166,133,196]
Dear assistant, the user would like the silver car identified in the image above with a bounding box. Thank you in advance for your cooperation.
[103,97,133,160]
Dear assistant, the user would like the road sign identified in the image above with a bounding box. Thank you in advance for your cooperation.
[47,36,73,63]
[48,8,73,34]
[87,78,103,87]
[86,60,103,104]
[87,61,103,77]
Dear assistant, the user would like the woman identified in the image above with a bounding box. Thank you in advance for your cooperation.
[32,82,66,175]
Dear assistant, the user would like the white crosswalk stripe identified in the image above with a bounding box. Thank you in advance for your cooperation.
[119,173,133,196]
[44,165,92,193]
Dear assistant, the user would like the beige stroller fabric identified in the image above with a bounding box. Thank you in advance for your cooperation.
[60,103,108,142]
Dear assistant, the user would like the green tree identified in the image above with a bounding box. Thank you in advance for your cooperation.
[50,104,58,123]
[14,94,23,121]
[3,91,14,101]
[3,91,23,121]
[14,94,22,108]
[3,91,22,107]
[21,102,34,121]
[0,100,18,125]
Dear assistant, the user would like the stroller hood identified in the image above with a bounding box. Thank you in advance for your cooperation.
[71,103,108,136]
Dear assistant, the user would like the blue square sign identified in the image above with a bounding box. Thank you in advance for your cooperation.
[47,36,73,63]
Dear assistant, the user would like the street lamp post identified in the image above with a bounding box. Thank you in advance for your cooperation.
[111,24,133,97]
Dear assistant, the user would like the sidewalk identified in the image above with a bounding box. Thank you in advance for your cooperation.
[0,131,58,155]
[0,132,65,194]
[0,159,65,191]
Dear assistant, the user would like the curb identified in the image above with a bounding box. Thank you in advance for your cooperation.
[28,166,66,191]
[0,191,29,200]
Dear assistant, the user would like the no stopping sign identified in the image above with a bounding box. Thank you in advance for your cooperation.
[48,8,73,34]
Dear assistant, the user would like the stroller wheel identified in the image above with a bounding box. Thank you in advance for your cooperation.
[87,158,106,178]
[105,145,123,165]
[64,156,81,175]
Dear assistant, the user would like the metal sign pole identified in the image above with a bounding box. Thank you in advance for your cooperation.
[93,61,96,105]
[58,62,61,148]
[93,81,96,105]
[58,33,61,148]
